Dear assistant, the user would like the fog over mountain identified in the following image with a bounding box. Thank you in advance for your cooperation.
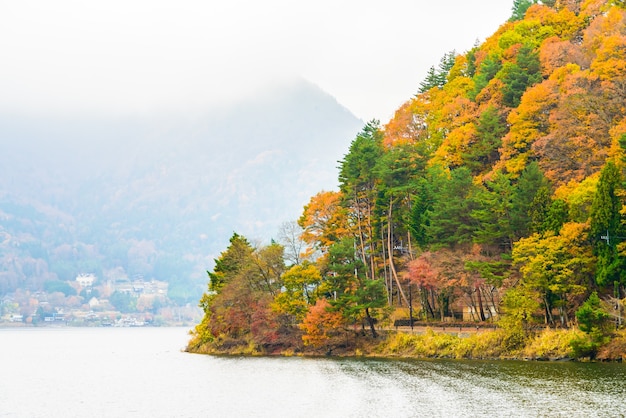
[0,79,362,302]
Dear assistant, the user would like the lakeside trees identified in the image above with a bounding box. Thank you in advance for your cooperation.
[190,0,626,356]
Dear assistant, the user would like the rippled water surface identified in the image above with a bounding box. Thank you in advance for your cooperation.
[1,327,625,417]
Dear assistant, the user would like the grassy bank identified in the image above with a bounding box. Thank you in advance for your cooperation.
[375,328,574,360]
[378,327,626,361]
[187,326,626,361]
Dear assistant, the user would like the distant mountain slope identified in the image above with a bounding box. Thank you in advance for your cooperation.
[0,79,362,301]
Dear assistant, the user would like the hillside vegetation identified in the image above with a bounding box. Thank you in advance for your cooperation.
[0,80,360,313]
[189,0,626,360]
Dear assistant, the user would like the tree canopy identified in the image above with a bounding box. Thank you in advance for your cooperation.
[190,0,626,356]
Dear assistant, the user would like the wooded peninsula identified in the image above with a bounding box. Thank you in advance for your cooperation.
[187,0,626,361]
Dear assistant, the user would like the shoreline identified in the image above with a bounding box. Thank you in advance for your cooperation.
[186,326,626,363]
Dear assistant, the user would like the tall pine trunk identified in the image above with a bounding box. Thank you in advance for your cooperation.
[365,307,378,338]
[477,286,486,321]
[387,198,409,307]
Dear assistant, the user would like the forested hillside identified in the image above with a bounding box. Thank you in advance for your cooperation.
[0,79,361,307]
[190,0,626,359]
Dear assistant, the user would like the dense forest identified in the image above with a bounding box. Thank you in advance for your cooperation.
[188,0,626,360]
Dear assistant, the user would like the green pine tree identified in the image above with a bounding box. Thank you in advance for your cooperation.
[427,167,479,248]
[324,238,386,338]
[463,106,506,173]
[470,54,502,101]
[418,66,440,93]
[590,161,626,287]
[511,162,550,239]
[207,232,253,292]
[510,0,536,22]
[501,44,542,108]
[471,171,515,250]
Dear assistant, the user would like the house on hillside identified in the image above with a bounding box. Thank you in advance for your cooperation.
[111,278,168,297]
[76,274,96,288]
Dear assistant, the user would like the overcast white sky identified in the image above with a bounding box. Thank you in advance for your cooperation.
[0,0,512,122]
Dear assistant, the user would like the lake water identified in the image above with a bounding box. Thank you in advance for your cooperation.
[1,327,625,417]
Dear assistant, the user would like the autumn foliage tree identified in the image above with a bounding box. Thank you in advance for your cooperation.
[513,223,593,326]
[190,0,626,356]
[272,262,322,322]
[298,190,350,259]
[190,233,288,352]
[300,298,346,352]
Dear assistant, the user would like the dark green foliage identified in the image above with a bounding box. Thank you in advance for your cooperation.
[418,51,456,93]
[543,199,569,235]
[501,45,543,108]
[438,50,457,83]
[325,238,387,337]
[591,161,622,237]
[427,167,479,247]
[338,120,385,277]
[471,171,515,250]
[510,0,536,22]
[345,278,387,337]
[375,143,426,192]
[594,250,625,288]
[339,120,384,194]
[528,186,552,234]
[511,162,550,238]
[409,167,447,250]
[576,292,610,334]
[571,292,611,358]
[463,106,507,173]
[465,259,509,288]
[325,237,365,299]
[109,291,136,313]
[374,142,428,254]
[590,161,626,287]
[419,67,440,94]
[470,54,502,101]
[409,177,436,249]
[208,233,253,292]
[44,280,77,296]
[481,55,503,82]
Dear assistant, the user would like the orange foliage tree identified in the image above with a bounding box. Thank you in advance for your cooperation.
[299,298,346,352]
[298,190,350,260]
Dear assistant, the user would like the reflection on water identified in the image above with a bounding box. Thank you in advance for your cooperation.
[1,327,625,417]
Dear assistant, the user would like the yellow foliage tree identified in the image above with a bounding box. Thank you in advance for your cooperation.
[272,262,322,322]
[591,34,626,80]
[499,80,559,175]
[512,222,593,326]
